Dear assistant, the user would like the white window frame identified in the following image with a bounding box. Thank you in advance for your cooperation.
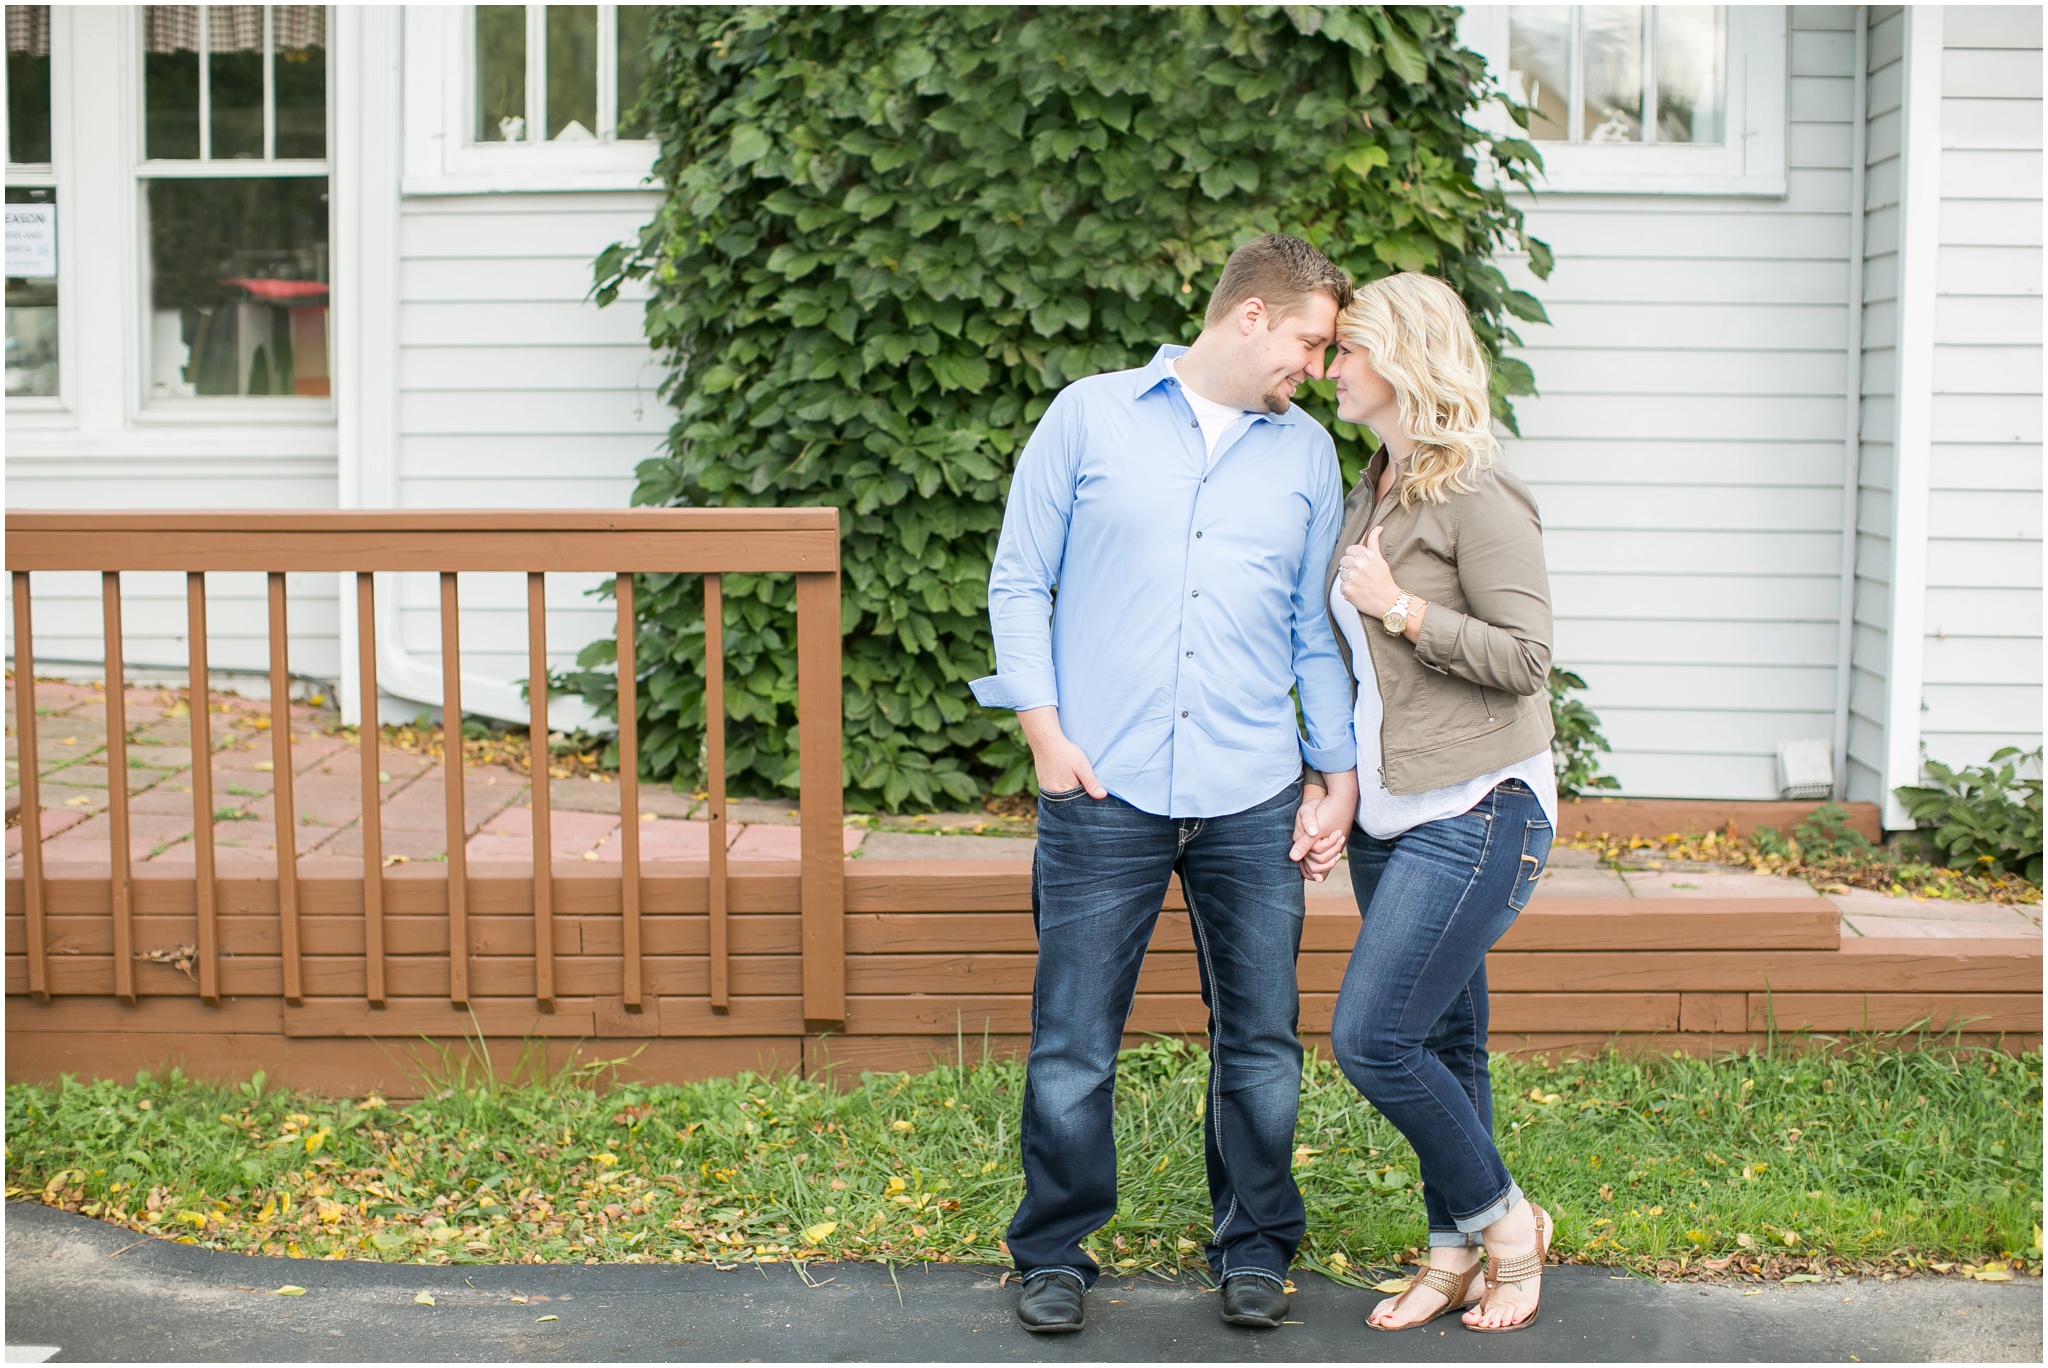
[402,4,658,195]
[130,3,337,423]
[1459,4,1787,197]
[5,3,70,415]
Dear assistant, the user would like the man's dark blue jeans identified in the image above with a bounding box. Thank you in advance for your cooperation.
[1331,778,1552,1247]
[1006,779,1307,1292]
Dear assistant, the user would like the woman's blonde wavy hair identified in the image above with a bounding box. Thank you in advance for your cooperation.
[1337,272,1500,507]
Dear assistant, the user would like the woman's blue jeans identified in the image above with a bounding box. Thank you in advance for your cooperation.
[1332,779,1552,1247]
[1006,780,1307,1291]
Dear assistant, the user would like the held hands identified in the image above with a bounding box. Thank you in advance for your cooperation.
[1290,771,1358,883]
[1337,526,1402,618]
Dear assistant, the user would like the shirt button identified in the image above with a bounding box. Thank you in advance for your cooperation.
[1185,651,1194,658]
[1181,711,1189,718]
[1190,590,1199,598]
[1189,419,1198,429]
[1195,531,1203,538]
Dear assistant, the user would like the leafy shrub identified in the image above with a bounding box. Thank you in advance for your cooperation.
[1549,667,1619,800]
[1895,747,2044,884]
[559,5,1551,811]
[1752,802,1874,862]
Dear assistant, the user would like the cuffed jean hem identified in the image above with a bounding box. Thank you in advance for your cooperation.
[1221,1268,1287,1287]
[1451,1180,1524,1235]
[1021,1266,1090,1288]
[1429,1229,1482,1248]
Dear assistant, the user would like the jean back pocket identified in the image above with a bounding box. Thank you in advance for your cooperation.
[1508,819,1552,911]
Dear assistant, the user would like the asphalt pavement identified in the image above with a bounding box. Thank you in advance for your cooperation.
[5,1203,2041,1362]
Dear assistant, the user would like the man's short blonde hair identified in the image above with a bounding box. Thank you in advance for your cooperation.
[1204,233,1354,329]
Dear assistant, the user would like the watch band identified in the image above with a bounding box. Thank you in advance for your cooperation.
[1383,592,1411,635]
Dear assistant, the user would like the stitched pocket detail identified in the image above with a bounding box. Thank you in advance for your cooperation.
[1508,819,1552,911]
[1040,785,1087,803]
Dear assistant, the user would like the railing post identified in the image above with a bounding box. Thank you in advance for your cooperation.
[11,571,48,1002]
[794,565,844,1029]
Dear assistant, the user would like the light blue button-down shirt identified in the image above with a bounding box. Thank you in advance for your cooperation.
[970,344,1357,818]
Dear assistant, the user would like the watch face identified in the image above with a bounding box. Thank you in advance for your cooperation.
[1382,609,1403,633]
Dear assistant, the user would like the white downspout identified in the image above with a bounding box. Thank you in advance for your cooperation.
[1829,7,1868,801]
[1881,5,1944,830]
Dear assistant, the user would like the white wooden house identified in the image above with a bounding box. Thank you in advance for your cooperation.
[6,5,2040,827]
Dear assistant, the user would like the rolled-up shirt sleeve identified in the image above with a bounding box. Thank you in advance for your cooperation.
[1291,436,1357,773]
[970,391,1081,712]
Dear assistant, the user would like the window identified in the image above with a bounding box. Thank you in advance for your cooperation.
[1508,6,1723,145]
[1462,4,1784,196]
[472,4,655,144]
[140,5,331,401]
[7,5,57,401]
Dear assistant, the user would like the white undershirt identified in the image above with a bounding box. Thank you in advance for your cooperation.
[1330,574,1559,840]
[1170,359,1253,459]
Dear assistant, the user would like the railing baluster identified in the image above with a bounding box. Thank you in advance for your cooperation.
[11,571,48,1002]
[528,571,555,1011]
[268,572,302,1006]
[795,570,846,1027]
[103,573,135,1004]
[615,574,642,1012]
[187,572,220,1006]
[441,572,469,1010]
[356,572,385,1007]
[705,573,728,1011]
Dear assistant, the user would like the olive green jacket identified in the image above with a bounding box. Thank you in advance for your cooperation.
[1315,449,1555,796]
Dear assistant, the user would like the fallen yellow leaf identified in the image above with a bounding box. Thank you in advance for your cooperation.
[274,1285,306,1296]
[803,1221,838,1244]
[535,1314,558,1322]
[414,1291,435,1306]
[1972,1268,2014,1282]
[63,795,94,807]
[254,760,274,772]
[1744,1289,1763,1297]
[1372,1277,1413,1294]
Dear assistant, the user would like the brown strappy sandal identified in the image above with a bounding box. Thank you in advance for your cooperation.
[1466,1202,1551,1334]
[1365,1262,1482,1332]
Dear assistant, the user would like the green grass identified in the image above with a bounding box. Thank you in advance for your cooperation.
[5,1037,2039,1280]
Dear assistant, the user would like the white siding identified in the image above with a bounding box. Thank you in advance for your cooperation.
[1920,4,2043,771]
[1495,6,1861,799]
[385,193,668,721]
[1846,5,1907,802]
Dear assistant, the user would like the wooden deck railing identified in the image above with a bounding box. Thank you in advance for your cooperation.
[5,510,846,1028]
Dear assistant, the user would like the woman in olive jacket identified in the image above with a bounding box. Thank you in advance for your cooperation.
[1297,272,1557,1333]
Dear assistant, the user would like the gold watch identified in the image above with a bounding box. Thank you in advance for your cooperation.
[1381,592,1412,636]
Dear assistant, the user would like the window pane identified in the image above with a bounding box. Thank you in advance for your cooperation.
[1581,7,1644,143]
[144,6,202,159]
[6,6,52,164]
[476,5,525,142]
[273,5,327,158]
[1506,6,1570,142]
[146,177,329,399]
[1655,6,1724,144]
[615,3,654,140]
[546,6,596,140]
[208,5,264,159]
[5,186,57,398]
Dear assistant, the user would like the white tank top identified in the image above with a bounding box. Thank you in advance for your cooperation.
[1330,574,1559,840]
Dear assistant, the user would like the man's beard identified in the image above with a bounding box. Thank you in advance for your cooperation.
[1258,387,1293,415]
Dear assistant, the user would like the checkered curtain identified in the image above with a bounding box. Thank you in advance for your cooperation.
[6,4,50,56]
[143,5,324,53]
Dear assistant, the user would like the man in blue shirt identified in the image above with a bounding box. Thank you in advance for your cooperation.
[972,234,1362,1333]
